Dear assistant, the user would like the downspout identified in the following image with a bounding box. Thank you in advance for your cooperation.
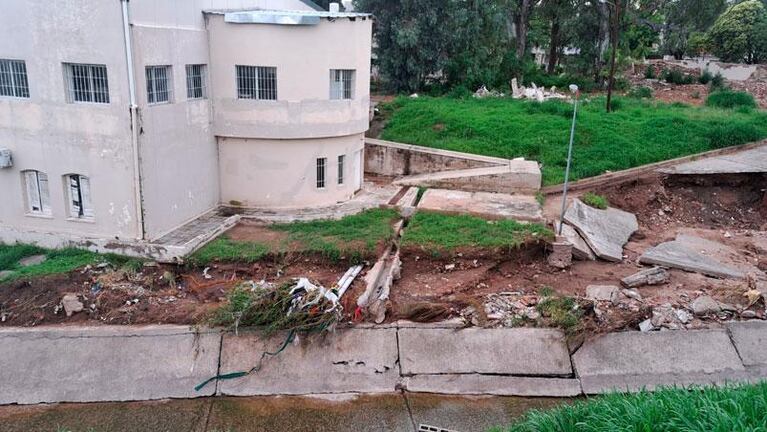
[120,0,146,240]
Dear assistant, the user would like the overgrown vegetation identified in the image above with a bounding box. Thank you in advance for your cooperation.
[402,211,552,253]
[581,192,609,209]
[0,243,142,282]
[536,292,583,332]
[706,90,758,109]
[190,208,400,265]
[494,381,767,432]
[627,86,653,99]
[381,96,767,184]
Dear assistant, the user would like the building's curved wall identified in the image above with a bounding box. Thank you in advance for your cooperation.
[218,133,365,208]
[207,14,372,139]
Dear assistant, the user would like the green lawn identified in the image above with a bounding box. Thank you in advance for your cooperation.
[0,243,142,282]
[380,96,767,185]
[494,382,767,432]
[402,211,551,252]
[190,208,400,264]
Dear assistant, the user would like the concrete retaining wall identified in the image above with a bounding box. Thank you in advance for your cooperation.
[365,139,508,176]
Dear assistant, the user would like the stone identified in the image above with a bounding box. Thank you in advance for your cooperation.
[18,254,46,267]
[555,220,596,260]
[741,310,757,319]
[621,289,643,302]
[639,236,744,279]
[61,294,84,317]
[639,319,655,332]
[651,303,682,329]
[621,267,669,288]
[691,295,721,316]
[675,308,693,324]
[547,238,573,269]
[586,285,620,303]
[563,199,638,262]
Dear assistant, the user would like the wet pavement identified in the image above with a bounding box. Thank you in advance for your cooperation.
[0,393,567,432]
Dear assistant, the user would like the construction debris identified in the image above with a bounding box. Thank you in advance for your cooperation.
[586,285,620,304]
[621,267,670,288]
[547,237,573,269]
[510,78,567,101]
[639,235,744,279]
[564,199,639,262]
[60,294,84,317]
[473,85,504,98]
[556,220,596,261]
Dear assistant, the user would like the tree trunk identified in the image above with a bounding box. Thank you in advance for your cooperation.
[515,0,533,59]
[547,16,561,74]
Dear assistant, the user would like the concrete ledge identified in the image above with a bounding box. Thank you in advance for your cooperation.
[402,375,582,397]
[573,329,746,394]
[0,325,221,405]
[394,163,541,194]
[417,189,543,222]
[727,321,767,368]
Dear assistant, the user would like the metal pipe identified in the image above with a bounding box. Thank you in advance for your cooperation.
[558,87,580,236]
[120,0,145,240]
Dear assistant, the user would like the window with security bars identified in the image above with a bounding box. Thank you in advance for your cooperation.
[22,170,51,215]
[236,65,277,100]
[0,59,29,98]
[316,157,327,189]
[64,63,109,103]
[67,174,94,219]
[330,69,354,100]
[337,155,345,185]
[185,64,207,99]
[146,65,172,104]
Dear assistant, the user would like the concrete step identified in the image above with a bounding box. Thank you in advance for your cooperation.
[417,188,543,222]
[394,162,541,195]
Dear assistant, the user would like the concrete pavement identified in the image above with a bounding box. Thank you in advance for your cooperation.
[1,322,766,405]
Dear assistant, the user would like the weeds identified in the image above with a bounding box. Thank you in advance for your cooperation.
[581,192,609,209]
[706,90,757,110]
[535,191,546,207]
[536,295,582,332]
[627,86,653,99]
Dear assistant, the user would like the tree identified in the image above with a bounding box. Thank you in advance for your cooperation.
[661,0,726,58]
[512,0,536,59]
[539,0,576,73]
[708,0,767,63]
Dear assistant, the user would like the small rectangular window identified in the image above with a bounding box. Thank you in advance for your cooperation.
[23,170,51,215]
[64,63,109,103]
[316,157,326,189]
[330,69,355,100]
[0,59,29,98]
[236,65,277,100]
[337,155,345,185]
[185,64,207,100]
[67,174,94,219]
[146,65,172,104]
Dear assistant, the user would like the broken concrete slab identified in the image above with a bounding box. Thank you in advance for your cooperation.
[0,325,221,404]
[659,145,767,175]
[547,238,573,269]
[61,293,84,317]
[402,374,581,397]
[18,254,46,267]
[639,235,745,279]
[398,328,571,376]
[563,199,638,262]
[394,163,542,195]
[586,285,620,303]
[417,189,543,222]
[727,321,767,370]
[218,328,399,396]
[556,220,596,260]
[621,267,669,288]
[573,329,747,394]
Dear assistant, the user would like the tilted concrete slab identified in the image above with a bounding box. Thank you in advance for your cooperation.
[639,235,745,279]
[402,374,581,397]
[395,162,542,194]
[218,328,399,396]
[0,325,221,405]
[659,145,767,174]
[417,189,544,222]
[563,199,638,262]
[573,329,747,394]
[555,220,596,260]
[398,328,572,376]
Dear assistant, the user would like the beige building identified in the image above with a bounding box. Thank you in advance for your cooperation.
[0,0,372,251]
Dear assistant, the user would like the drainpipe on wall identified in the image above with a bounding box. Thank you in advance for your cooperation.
[120,0,146,240]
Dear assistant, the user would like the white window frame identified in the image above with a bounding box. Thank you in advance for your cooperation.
[0,59,29,98]
[236,65,277,100]
[63,63,110,104]
[185,64,207,100]
[330,69,355,100]
[22,170,51,216]
[316,157,327,189]
[66,174,94,220]
[337,155,345,185]
[146,65,173,105]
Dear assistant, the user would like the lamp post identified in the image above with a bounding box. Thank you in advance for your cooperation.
[600,0,620,113]
[558,84,580,236]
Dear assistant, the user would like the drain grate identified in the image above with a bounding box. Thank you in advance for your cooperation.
[418,424,461,432]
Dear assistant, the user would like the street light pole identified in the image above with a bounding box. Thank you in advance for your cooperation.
[558,85,580,236]
[602,0,620,113]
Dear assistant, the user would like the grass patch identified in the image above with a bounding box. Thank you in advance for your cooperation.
[190,208,400,265]
[380,96,767,185]
[706,90,757,110]
[494,381,767,432]
[402,211,552,253]
[536,293,583,332]
[581,192,608,209]
[0,243,142,282]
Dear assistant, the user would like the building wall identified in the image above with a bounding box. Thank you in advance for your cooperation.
[219,133,365,208]
[0,1,140,240]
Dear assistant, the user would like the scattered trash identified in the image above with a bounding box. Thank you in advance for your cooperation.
[202,267,213,280]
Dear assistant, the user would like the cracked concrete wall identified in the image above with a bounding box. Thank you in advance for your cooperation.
[365,142,499,176]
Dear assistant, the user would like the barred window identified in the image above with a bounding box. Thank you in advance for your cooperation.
[22,170,51,215]
[316,157,327,189]
[146,65,172,104]
[185,64,207,100]
[64,63,109,103]
[337,155,345,185]
[67,174,94,219]
[330,69,354,100]
[236,65,277,100]
[0,59,29,98]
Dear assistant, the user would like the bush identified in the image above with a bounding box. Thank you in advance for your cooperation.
[698,69,713,84]
[582,192,609,209]
[710,72,726,90]
[628,86,653,99]
[644,65,656,79]
[662,69,694,85]
[705,90,757,109]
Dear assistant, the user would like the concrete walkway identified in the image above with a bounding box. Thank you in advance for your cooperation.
[1,322,766,405]
[659,144,767,175]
